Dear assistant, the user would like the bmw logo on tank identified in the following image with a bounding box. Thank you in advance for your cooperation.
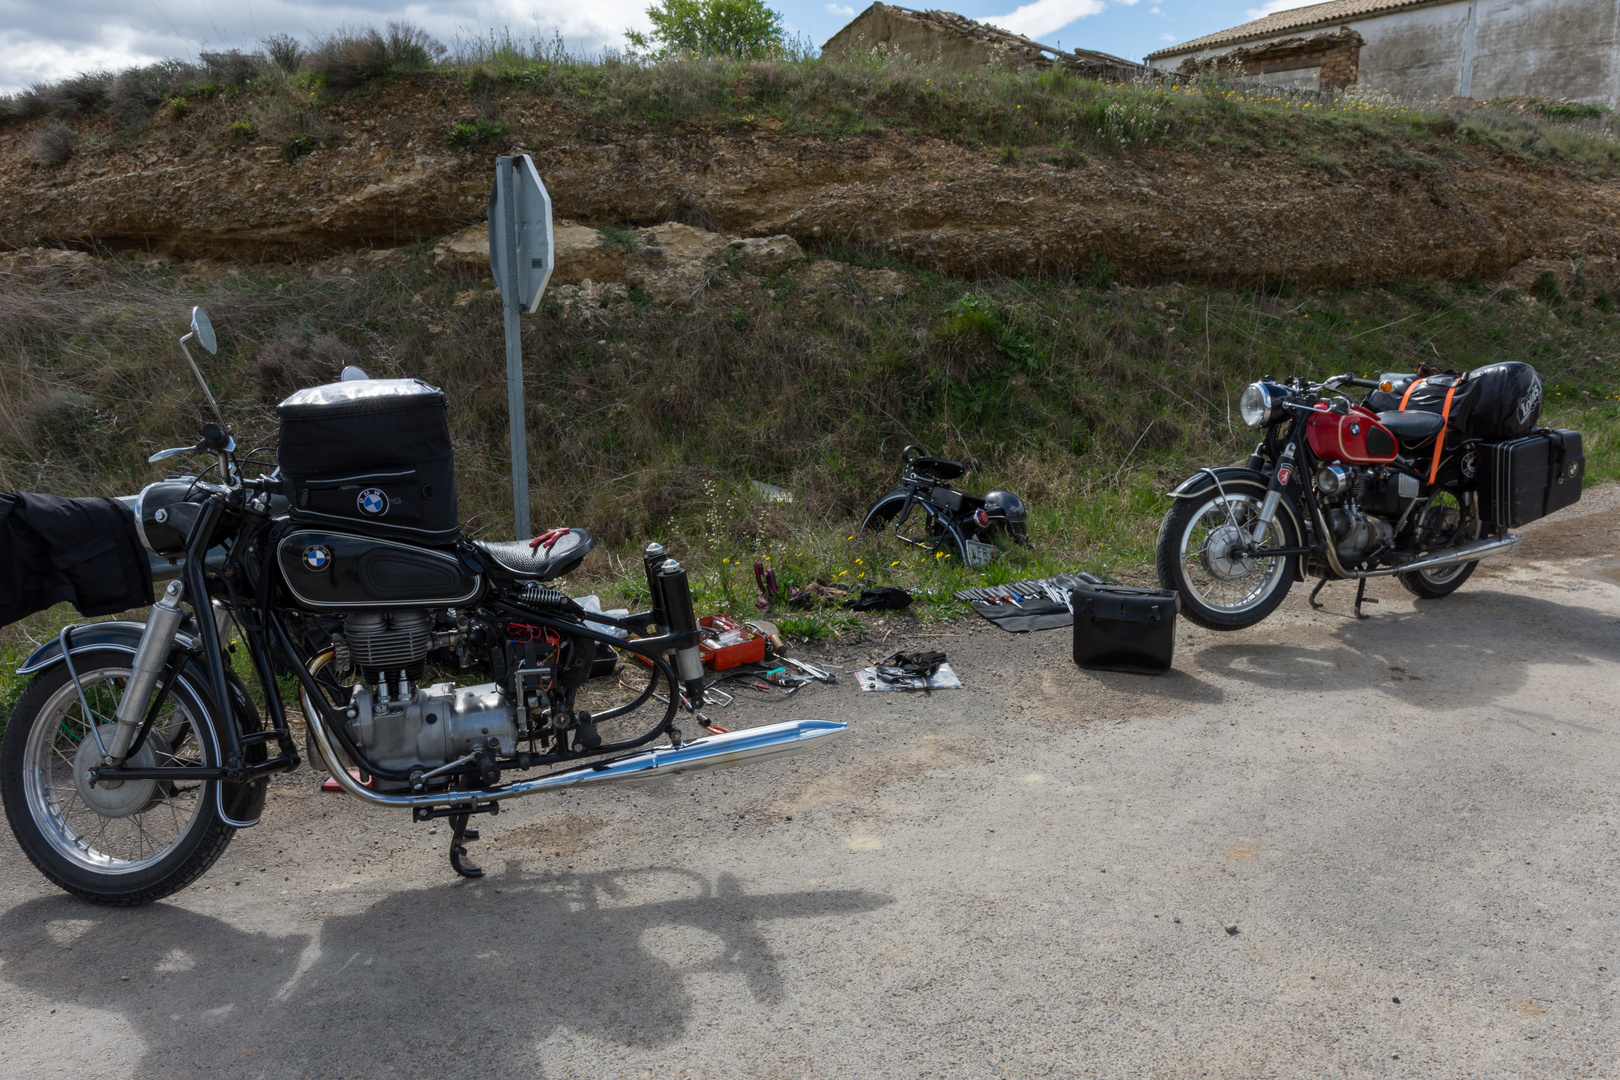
[357,488,390,516]
[301,545,332,571]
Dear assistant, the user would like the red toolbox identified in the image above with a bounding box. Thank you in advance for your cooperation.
[698,615,767,670]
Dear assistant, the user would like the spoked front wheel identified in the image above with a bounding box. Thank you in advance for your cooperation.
[1157,491,1297,630]
[0,648,236,905]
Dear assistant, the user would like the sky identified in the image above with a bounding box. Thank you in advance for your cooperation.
[0,0,1325,95]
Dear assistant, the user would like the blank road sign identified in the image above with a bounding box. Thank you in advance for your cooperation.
[488,155,554,314]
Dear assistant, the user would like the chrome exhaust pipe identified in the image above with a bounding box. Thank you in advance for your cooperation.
[304,710,846,810]
[1393,533,1522,575]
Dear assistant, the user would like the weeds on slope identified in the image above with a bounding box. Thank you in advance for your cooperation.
[6,23,1620,175]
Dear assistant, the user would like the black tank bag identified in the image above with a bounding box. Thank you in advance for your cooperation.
[276,379,460,543]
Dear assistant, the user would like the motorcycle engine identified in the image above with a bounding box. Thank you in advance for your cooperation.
[332,610,518,775]
[1316,465,1412,562]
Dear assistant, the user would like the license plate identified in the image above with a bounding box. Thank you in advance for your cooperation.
[962,540,998,567]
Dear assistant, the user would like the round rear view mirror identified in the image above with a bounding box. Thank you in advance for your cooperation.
[190,307,217,355]
[340,365,371,382]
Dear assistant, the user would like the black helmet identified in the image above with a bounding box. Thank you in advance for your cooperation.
[982,490,1027,525]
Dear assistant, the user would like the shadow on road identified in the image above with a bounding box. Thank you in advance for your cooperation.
[0,864,889,1077]
[1191,588,1620,710]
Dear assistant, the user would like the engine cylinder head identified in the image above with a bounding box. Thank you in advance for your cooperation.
[342,610,433,686]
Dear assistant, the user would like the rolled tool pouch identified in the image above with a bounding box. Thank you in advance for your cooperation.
[276,379,460,543]
[1070,581,1180,675]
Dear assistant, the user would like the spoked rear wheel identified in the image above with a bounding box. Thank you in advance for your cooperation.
[1398,490,1481,599]
[1157,491,1297,630]
[0,648,236,905]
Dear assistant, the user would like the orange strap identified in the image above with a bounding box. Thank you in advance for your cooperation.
[1399,377,1427,410]
[1427,384,1458,484]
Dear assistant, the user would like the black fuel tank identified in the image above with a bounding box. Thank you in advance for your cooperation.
[277,529,483,610]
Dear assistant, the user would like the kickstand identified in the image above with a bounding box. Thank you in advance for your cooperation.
[449,812,483,879]
[1308,577,1330,609]
[1353,578,1378,620]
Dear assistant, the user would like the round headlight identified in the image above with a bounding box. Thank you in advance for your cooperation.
[1239,382,1284,429]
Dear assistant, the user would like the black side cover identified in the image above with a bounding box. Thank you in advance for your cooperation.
[277,529,481,610]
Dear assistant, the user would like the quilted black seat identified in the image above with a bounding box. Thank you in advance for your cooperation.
[472,529,595,581]
[1377,410,1446,443]
[908,456,966,482]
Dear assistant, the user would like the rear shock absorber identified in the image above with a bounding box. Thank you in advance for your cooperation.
[653,557,706,707]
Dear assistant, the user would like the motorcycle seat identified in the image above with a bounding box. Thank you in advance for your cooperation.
[907,456,966,482]
[1376,410,1446,442]
[471,529,596,581]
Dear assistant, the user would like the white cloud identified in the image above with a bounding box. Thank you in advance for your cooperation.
[826,3,856,14]
[1159,32,1178,41]
[0,0,655,94]
[986,0,1106,40]
[1246,0,1323,19]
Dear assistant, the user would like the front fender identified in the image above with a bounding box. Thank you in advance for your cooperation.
[17,621,200,674]
[1168,467,1308,582]
[17,620,267,827]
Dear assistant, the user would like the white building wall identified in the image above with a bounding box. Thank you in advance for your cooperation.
[1149,0,1620,106]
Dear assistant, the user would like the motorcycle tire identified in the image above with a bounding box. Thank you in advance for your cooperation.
[860,496,969,563]
[1398,560,1478,598]
[1,647,237,906]
[1156,490,1296,631]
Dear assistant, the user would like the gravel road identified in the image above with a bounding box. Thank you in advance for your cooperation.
[1,489,1616,1079]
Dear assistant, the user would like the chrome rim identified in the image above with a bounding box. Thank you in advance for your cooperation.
[22,666,207,875]
[1178,494,1289,615]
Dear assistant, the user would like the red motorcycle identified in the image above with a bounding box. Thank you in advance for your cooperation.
[1157,363,1584,629]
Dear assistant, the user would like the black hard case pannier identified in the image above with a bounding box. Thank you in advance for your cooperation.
[276,379,460,544]
[1070,581,1180,675]
[1478,429,1583,529]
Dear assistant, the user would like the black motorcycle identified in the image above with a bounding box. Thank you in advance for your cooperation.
[0,307,844,905]
[859,445,1030,566]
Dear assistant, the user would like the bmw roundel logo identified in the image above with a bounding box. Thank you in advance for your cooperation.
[357,488,389,516]
[1350,423,1362,436]
[302,545,332,571]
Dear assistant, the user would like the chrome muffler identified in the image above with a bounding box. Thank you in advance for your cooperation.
[1388,533,1523,576]
[305,712,846,810]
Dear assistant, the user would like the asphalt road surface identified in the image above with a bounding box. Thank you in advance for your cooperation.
[1,489,1617,1079]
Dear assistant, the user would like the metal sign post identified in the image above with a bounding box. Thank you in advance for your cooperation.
[487,155,555,540]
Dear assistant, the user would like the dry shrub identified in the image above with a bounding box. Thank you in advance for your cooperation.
[33,122,79,165]
[306,22,445,90]
[19,388,97,449]
[256,335,357,398]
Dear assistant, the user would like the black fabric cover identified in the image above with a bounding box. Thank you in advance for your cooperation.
[0,493,155,627]
[845,587,913,611]
[277,379,460,543]
[1466,362,1543,440]
[1365,373,1418,413]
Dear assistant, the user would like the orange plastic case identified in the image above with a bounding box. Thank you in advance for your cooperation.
[697,615,767,670]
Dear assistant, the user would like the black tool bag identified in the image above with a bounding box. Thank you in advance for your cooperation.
[1465,362,1543,439]
[1478,429,1584,528]
[276,379,460,543]
[1070,581,1180,675]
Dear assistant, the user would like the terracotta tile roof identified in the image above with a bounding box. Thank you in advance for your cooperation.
[1145,0,1452,60]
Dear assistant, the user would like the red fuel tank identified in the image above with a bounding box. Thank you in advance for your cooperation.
[1306,403,1398,464]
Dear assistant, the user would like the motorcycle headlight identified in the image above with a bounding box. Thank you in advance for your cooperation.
[1239,382,1286,429]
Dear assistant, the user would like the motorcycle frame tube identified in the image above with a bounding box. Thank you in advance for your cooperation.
[275,600,689,788]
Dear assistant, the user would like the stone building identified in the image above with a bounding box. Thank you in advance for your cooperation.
[1146,0,1620,104]
[822,3,1142,79]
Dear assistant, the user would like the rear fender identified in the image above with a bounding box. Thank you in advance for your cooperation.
[1168,467,1308,582]
[17,621,268,827]
[861,488,919,532]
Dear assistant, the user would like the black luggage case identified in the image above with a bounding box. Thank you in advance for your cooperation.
[276,379,461,544]
[1478,429,1583,529]
[1070,581,1180,675]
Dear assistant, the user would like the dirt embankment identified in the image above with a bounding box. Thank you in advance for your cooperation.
[4,79,1620,286]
